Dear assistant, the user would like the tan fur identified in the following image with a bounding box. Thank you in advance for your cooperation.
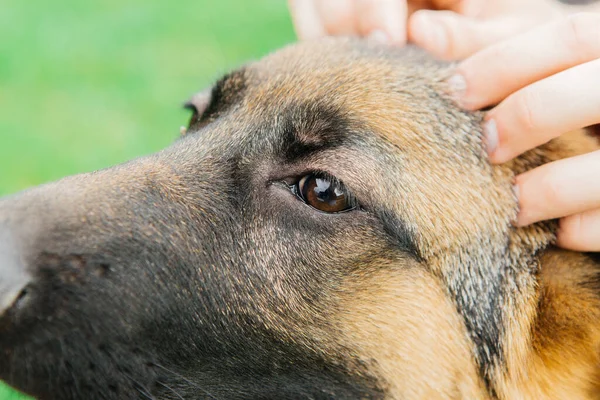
[6,38,600,399]
[336,265,488,399]
[331,130,600,399]
[496,250,600,399]
[246,40,600,398]
[495,130,600,400]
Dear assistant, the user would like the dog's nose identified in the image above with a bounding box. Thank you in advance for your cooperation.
[0,224,30,317]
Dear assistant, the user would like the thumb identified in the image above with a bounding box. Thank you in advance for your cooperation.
[408,10,531,60]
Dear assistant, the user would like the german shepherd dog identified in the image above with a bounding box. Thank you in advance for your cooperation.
[1,38,600,400]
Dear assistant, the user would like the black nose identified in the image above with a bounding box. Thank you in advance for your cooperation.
[0,224,31,317]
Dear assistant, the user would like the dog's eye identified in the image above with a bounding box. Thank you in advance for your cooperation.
[295,174,356,213]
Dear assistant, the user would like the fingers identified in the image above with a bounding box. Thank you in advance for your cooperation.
[288,0,327,40]
[355,0,407,44]
[455,13,600,110]
[289,0,407,44]
[409,11,531,60]
[515,150,600,229]
[315,0,359,36]
[557,207,600,252]
[288,0,356,40]
[484,57,600,163]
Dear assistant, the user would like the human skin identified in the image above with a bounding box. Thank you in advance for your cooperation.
[287,0,594,47]
[446,13,600,251]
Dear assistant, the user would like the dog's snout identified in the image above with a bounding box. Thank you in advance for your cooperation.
[0,224,31,318]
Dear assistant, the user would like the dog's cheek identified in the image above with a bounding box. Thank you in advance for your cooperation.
[334,266,487,399]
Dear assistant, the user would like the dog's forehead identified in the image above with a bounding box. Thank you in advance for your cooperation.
[238,40,512,250]
[192,39,516,259]
[242,39,475,163]
[203,38,459,152]
[245,39,445,114]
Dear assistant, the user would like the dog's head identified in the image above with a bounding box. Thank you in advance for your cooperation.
[0,38,597,399]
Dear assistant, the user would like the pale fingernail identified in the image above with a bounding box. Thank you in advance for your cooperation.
[368,29,389,44]
[483,119,499,157]
[447,74,467,100]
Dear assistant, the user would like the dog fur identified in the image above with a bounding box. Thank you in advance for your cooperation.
[1,38,599,399]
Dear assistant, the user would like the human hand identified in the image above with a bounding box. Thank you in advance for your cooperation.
[408,0,567,60]
[448,13,600,251]
[288,0,413,44]
[288,0,570,50]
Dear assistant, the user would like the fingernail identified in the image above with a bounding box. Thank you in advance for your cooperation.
[368,29,389,44]
[512,183,520,203]
[447,74,467,100]
[483,118,499,156]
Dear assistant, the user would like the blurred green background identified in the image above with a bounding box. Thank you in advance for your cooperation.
[0,0,294,397]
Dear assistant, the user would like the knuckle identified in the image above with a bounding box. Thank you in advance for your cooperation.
[513,88,541,132]
[539,168,568,213]
[563,12,600,57]
[558,211,600,251]
[557,214,581,248]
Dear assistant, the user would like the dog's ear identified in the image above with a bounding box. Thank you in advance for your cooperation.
[181,89,212,136]
[181,69,248,136]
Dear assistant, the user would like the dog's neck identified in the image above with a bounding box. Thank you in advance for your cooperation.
[432,221,552,397]
[497,247,600,399]
[422,127,600,398]
[482,130,600,398]
[437,208,600,399]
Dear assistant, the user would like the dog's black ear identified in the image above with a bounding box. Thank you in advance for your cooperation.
[181,89,212,135]
[181,69,248,135]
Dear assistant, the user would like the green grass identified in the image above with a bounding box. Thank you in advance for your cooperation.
[0,0,295,196]
[0,0,294,397]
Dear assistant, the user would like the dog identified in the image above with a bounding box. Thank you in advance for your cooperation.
[1,37,600,400]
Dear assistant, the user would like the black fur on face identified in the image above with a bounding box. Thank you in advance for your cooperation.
[0,102,398,398]
[0,41,432,397]
[0,38,565,399]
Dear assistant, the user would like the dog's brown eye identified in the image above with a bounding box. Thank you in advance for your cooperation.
[297,174,355,213]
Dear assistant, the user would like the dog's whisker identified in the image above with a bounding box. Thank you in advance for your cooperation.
[157,380,185,400]
[135,388,156,400]
[123,373,157,400]
[151,362,218,400]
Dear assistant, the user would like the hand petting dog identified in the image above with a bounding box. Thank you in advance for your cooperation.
[289,0,600,251]
[445,13,600,252]
[288,0,567,46]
